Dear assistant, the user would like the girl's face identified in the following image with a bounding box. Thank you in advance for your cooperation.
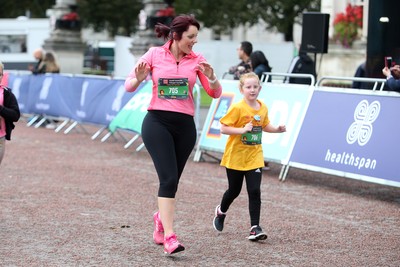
[177,25,198,54]
[240,77,261,101]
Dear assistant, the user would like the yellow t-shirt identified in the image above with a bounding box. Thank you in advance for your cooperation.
[220,99,270,171]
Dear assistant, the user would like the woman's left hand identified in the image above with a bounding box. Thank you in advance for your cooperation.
[198,62,215,79]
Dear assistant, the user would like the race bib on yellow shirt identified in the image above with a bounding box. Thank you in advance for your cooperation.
[158,78,189,99]
[241,125,262,145]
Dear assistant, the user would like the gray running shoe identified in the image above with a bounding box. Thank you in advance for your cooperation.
[248,225,268,241]
[213,205,226,231]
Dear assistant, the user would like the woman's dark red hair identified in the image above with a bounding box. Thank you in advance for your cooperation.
[155,14,200,40]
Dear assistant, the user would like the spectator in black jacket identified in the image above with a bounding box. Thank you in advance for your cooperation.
[285,51,316,85]
[28,48,46,75]
[0,61,21,165]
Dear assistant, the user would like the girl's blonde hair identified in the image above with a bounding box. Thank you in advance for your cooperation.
[238,72,260,89]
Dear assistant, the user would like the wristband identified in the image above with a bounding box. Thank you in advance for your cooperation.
[208,74,218,84]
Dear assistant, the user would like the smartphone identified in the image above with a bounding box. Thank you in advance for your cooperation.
[385,56,393,68]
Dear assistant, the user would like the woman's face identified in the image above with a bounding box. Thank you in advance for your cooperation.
[177,25,198,54]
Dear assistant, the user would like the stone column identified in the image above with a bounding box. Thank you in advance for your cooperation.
[43,0,85,74]
[130,0,171,59]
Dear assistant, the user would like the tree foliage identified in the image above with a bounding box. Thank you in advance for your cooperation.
[253,0,321,41]
[77,0,143,36]
[0,0,54,18]
[175,0,321,41]
[174,0,260,36]
[0,0,321,40]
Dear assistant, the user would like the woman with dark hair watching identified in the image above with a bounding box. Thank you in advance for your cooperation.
[250,50,272,82]
[125,14,222,254]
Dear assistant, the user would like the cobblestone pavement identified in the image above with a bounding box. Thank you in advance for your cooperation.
[1,120,399,266]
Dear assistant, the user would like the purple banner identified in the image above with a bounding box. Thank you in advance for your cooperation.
[7,73,135,126]
[290,90,400,184]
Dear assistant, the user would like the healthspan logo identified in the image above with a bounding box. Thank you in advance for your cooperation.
[325,100,380,171]
[346,100,380,146]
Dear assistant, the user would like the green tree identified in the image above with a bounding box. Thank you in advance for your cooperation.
[175,0,260,37]
[253,0,320,41]
[0,0,54,18]
[0,0,143,37]
[1,0,320,40]
[77,0,143,36]
[175,0,321,42]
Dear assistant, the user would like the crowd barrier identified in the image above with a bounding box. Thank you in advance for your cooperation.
[195,73,400,187]
[193,79,312,167]
[106,81,200,151]
[7,72,399,187]
[8,73,135,133]
[7,72,201,150]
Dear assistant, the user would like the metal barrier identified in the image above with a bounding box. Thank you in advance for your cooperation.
[316,76,386,91]
[262,72,315,85]
[195,76,400,187]
[221,72,316,85]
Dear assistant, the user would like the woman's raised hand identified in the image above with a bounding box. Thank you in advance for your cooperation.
[135,62,150,81]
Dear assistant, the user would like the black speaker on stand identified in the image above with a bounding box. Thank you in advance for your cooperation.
[300,12,330,79]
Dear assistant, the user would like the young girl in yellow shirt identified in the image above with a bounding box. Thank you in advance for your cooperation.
[213,72,286,241]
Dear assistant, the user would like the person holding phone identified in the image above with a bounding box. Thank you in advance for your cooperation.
[382,62,400,92]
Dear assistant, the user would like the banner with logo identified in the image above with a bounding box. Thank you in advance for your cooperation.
[27,74,78,118]
[108,81,152,133]
[195,80,314,164]
[7,73,31,114]
[289,89,400,186]
[7,73,134,126]
[72,77,132,125]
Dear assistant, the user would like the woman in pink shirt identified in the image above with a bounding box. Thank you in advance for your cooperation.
[125,14,222,254]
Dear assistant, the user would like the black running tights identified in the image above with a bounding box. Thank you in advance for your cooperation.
[141,110,197,198]
[220,168,262,226]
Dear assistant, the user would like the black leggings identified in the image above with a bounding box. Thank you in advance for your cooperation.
[141,110,197,198]
[220,168,262,226]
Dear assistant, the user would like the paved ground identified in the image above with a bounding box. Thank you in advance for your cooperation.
[1,118,399,267]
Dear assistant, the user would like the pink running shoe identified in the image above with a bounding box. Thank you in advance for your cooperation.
[163,233,185,254]
[153,211,164,245]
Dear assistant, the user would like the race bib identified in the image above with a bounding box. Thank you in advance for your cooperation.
[158,78,189,99]
[241,125,262,145]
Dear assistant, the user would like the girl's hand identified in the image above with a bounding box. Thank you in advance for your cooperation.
[135,62,150,81]
[243,121,253,133]
[278,125,286,133]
